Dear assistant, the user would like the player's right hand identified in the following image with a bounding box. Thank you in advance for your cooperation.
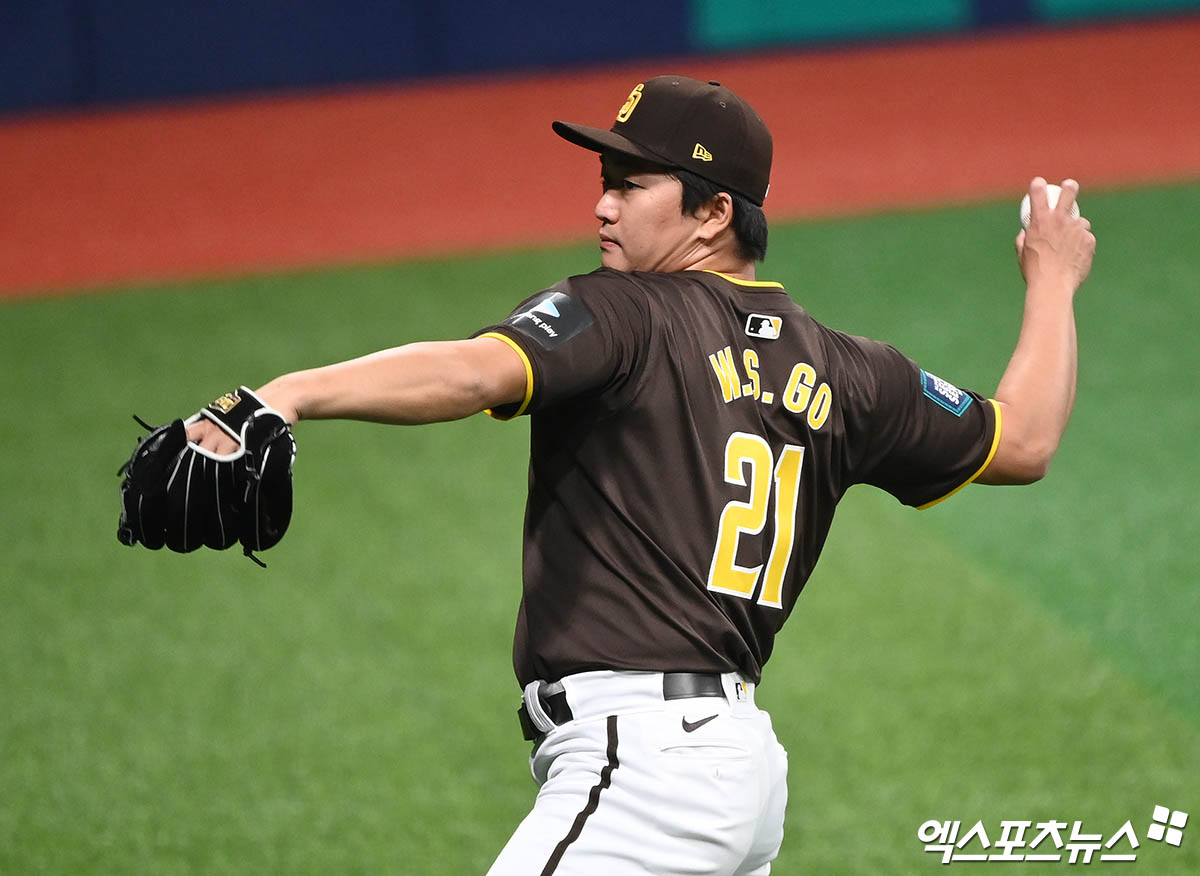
[1016,178,1096,294]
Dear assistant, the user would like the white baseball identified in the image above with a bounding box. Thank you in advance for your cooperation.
[1020,183,1081,229]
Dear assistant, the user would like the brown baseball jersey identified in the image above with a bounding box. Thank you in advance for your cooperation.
[475,268,1000,687]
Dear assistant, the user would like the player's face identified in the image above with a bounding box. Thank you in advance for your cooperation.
[595,154,705,273]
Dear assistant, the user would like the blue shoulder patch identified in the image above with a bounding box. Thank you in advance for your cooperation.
[921,370,973,416]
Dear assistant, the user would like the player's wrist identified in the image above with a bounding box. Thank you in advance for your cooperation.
[1024,273,1080,301]
[254,377,302,424]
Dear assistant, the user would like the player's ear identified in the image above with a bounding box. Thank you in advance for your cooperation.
[695,192,734,243]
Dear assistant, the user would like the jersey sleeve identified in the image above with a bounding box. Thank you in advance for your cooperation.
[839,335,1001,508]
[471,270,652,419]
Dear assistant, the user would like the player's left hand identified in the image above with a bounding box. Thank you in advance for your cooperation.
[186,417,239,455]
[118,387,297,565]
[185,386,296,453]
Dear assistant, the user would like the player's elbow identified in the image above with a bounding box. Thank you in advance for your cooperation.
[977,400,1071,485]
[979,435,1057,485]
[456,367,521,418]
[1002,454,1052,485]
[461,336,529,414]
[457,370,508,418]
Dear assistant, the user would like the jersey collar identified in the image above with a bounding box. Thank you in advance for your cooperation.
[701,269,785,290]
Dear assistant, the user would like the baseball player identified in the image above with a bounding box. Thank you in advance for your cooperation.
[185,76,1095,874]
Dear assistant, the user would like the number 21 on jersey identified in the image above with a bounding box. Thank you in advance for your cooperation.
[706,432,804,609]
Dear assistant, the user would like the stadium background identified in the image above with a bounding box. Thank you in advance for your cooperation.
[2,1,1198,872]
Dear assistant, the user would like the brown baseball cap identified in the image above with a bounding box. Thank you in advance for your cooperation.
[553,75,773,206]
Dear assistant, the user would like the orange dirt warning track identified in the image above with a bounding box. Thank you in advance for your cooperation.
[1,16,1198,298]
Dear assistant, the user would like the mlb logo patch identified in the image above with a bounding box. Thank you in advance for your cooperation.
[745,314,782,340]
[921,370,973,416]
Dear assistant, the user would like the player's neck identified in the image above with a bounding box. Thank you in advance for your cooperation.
[687,250,757,282]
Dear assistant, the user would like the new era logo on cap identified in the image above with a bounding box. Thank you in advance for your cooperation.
[692,143,713,162]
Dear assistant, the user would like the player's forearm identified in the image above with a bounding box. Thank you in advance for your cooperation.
[258,339,523,425]
[978,179,1095,486]
[985,283,1078,483]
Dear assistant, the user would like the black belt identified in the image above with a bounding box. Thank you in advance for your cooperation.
[517,672,726,742]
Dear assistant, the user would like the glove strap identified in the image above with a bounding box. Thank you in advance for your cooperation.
[185,386,287,460]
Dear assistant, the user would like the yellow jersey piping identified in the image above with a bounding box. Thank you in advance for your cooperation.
[917,399,1004,510]
[702,270,785,289]
[478,332,533,420]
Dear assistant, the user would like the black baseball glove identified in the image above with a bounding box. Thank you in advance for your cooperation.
[117,387,296,566]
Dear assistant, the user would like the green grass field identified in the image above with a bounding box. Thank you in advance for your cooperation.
[2,180,1197,874]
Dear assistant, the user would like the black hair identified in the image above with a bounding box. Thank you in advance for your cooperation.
[672,167,768,263]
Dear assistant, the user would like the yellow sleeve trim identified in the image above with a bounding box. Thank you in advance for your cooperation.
[701,270,785,289]
[917,399,1004,510]
[478,332,534,420]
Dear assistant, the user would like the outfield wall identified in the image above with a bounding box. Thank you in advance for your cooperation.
[2,0,1198,114]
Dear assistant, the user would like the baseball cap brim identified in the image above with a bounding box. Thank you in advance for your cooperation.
[552,121,677,168]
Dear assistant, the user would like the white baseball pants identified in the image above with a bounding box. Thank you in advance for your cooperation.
[487,670,789,876]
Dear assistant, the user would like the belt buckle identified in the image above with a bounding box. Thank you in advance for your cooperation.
[662,672,727,701]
